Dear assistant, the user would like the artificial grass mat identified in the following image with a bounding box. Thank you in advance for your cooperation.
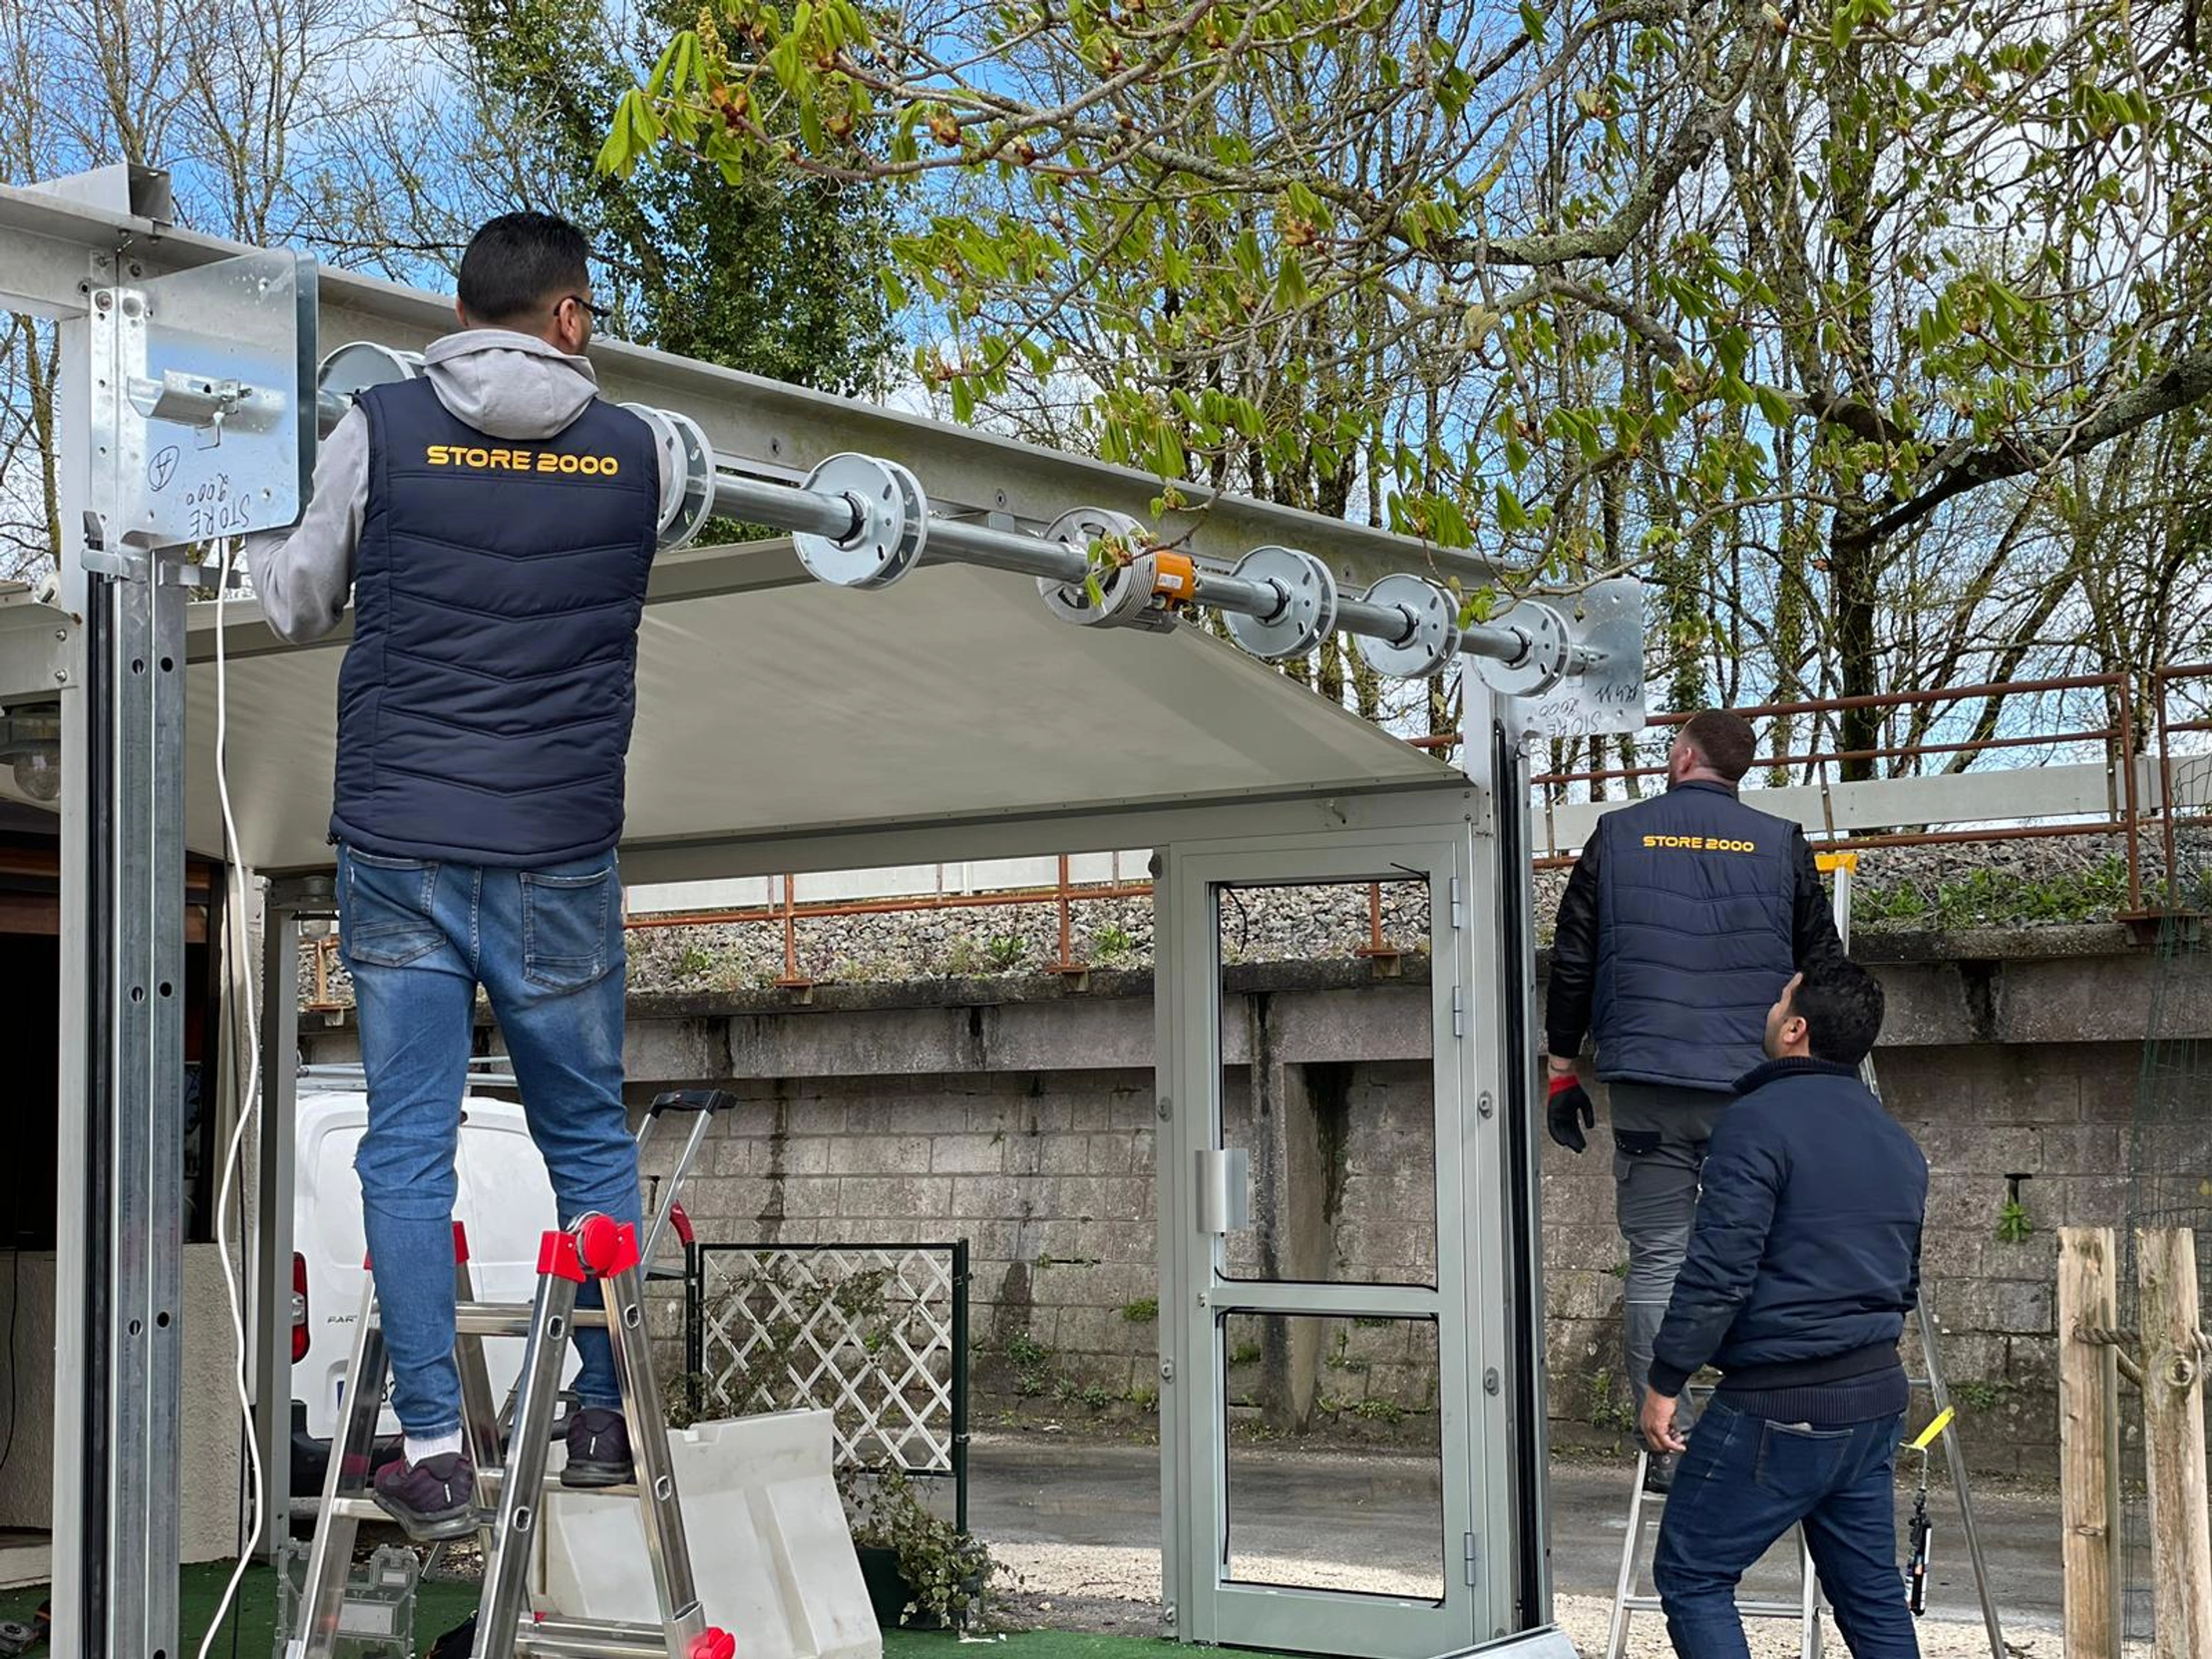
[0,1565,1305,1659]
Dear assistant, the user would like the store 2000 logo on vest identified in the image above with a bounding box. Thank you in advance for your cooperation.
[424,444,623,476]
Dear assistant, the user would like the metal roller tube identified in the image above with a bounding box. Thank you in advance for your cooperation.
[926,516,1089,584]
[1187,567,1283,620]
[309,347,1608,684]
[710,471,861,542]
[1460,623,1532,666]
[1335,596,1419,646]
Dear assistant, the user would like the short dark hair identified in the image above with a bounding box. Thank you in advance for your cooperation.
[1676,709,1758,782]
[457,212,592,327]
[1787,958,1885,1067]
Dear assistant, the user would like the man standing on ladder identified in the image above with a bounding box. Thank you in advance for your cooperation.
[1638,960,1929,1658]
[246,213,674,1539]
[1544,709,1843,1490]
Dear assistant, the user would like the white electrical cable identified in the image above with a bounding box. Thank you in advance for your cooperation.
[199,536,268,1657]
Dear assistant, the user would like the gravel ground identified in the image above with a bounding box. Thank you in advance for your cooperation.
[298,829,2211,1006]
[988,1541,2067,1656]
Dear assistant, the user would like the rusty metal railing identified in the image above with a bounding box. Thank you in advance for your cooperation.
[298,669,2212,1010]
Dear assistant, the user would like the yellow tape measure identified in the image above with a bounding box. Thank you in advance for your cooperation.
[1909,1406,1956,1451]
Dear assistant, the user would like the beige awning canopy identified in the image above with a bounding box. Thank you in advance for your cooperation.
[128,538,1459,884]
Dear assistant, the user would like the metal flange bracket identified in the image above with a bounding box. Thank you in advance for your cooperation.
[1224,545,1337,662]
[1353,573,1459,680]
[622,403,716,551]
[790,452,929,589]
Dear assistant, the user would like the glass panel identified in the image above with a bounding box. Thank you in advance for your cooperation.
[1221,1311,1444,1599]
[1216,877,1437,1286]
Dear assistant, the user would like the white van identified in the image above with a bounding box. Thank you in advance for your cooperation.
[289,1060,574,1498]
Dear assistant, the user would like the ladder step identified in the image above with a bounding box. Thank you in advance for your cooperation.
[367,1302,609,1336]
[476,1471,642,1502]
[1619,1594,1809,1619]
[512,1615,671,1658]
[316,1477,642,1520]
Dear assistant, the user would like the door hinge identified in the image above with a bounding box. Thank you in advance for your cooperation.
[1463,1531,1480,1588]
[1451,984,1465,1038]
[1449,875,1464,931]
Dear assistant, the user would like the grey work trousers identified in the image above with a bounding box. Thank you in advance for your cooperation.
[1611,1081,1733,1414]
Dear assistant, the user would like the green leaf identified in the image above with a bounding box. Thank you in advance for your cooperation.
[596,105,635,176]
[767,32,807,90]
[1517,0,1547,43]
[1753,385,1794,426]
[646,35,681,98]
[1494,483,1527,533]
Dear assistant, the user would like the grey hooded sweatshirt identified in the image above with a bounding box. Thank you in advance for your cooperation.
[244,329,676,643]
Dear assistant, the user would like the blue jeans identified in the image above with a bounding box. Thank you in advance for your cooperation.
[337,844,641,1438]
[1653,1400,1919,1659]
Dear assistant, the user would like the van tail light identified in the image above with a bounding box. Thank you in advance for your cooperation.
[291,1252,310,1362]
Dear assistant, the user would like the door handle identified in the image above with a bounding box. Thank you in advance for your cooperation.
[1194,1147,1251,1235]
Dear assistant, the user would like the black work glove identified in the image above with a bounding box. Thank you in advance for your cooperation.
[1547,1072,1594,1153]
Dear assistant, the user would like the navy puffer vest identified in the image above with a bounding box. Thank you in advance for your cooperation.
[1593,782,1798,1090]
[330,378,658,866]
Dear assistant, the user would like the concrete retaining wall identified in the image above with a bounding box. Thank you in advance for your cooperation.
[298,926,2210,1477]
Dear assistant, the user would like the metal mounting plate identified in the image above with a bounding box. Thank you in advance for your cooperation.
[88,249,313,552]
[1500,577,1647,738]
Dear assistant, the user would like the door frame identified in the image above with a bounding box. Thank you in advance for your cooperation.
[1156,796,1515,1657]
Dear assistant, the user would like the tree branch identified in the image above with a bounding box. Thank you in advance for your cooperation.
[1847,346,2212,549]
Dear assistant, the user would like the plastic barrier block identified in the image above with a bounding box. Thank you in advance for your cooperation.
[536,1409,880,1659]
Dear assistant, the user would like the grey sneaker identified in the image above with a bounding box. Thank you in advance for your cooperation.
[371,1450,478,1541]
[561,1407,635,1488]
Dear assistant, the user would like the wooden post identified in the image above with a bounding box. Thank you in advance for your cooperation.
[2059,1227,2122,1659]
[2139,1226,2212,1659]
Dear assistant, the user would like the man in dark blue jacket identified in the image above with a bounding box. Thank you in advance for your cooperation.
[1546,709,1842,1487]
[1639,958,1929,1659]
[247,214,673,1538]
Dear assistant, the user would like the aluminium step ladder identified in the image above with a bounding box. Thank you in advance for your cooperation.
[290,1089,734,1659]
[1603,1387,1825,1659]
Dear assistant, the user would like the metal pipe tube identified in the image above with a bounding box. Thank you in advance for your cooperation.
[710,471,860,541]
[1460,623,1529,665]
[925,515,1088,582]
[1335,596,1418,644]
[1187,568,1281,619]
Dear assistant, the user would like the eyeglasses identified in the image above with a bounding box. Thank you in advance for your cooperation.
[559,294,612,324]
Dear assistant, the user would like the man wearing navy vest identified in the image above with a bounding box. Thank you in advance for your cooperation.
[245,213,673,1538]
[1544,709,1843,1490]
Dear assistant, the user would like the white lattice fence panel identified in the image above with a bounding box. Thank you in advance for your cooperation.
[694,1245,957,1472]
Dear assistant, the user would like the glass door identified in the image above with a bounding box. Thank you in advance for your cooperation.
[1158,832,1486,1659]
